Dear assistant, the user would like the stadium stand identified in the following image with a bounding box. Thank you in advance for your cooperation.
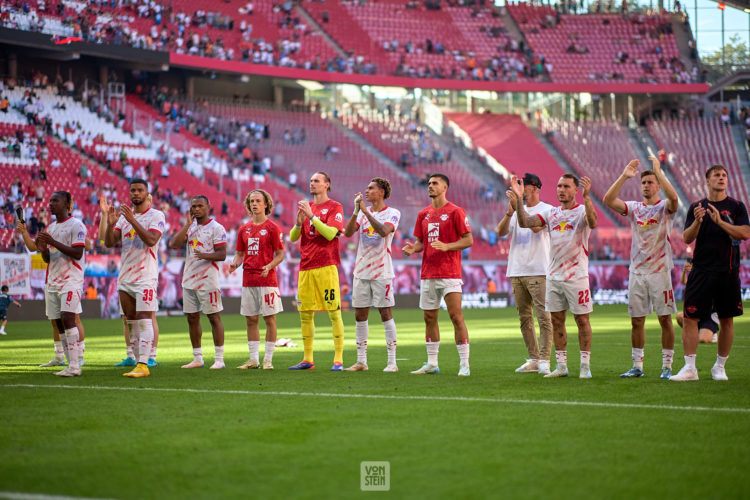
[647,118,750,208]
[507,3,693,84]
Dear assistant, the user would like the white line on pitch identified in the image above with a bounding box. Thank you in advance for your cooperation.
[2,384,749,414]
[0,492,117,500]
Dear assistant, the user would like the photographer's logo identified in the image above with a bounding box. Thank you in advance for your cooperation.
[360,461,389,491]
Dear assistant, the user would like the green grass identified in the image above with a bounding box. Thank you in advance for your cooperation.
[1,304,748,499]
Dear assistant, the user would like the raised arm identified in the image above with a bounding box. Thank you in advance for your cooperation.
[104,206,119,248]
[120,206,160,247]
[581,176,598,229]
[603,160,637,215]
[496,194,515,237]
[169,212,192,250]
[650,152,679,213]
[683,204,704,244]
[706,203,750,240]
[509,177,544,228]
[16,221,37,251]
[344,193,362,238]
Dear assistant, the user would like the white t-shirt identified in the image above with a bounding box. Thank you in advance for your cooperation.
[114,208,165,285]
[182,219,228,290]
[506,201,552,277]
[624,200,674,274]
[538,204,591,281]
[46,216,87,293]
[354,206,401,280]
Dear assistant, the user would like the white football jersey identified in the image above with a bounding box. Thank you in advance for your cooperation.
[624,200,674,275]
[46,216,86,292]
[538,204,591,281]
[114,208,165,285]
[182,218,228,290]
[354,206,401,280]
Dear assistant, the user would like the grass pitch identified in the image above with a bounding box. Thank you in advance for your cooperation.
[1,304,748,499]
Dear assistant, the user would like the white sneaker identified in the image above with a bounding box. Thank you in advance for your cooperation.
[40,358,65,367]
[411,362,439,374]
[543,364,569,378]
[344,362,369,372]
[59,367,82,377]
[538,360,551,375]
[670,365,699,381]
[579,364,592,379]
[210,361,226,370]
[54,367,71,376]
[383,363,398,373]
[515,359,539,373]
[0,330,6,335]
[710,364,728,381]
[458,363,471,376]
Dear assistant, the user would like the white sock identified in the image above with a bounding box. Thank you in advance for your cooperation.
[127,320,136,359]
[355,320,368,364]
[59,332,70,364]
[632,347,644,370]
[248,340,260,363]
[193,347,203,362]
[54,340,64,360]
[78,340,85,363]
[715,354,728,368]
[126,344,134,359]
[383,318,397,364]
[662,349,674,368]
[456,342,469,366]
[215,345,224,362]
[129,320,140,361]
[150,346,158,358]
[263,341,275,362]
[684,354,696,370]
[426,340,439,366]
[137,319,154,365]
[555,350,567,366]
[65,327,80,369]
[580,350,590,366]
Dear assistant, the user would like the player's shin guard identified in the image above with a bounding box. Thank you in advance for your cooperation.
[128,320,139,360]
[65,327,80,369]
[355,321,368,364]
[329,310,344,365]
[137,319,154,365]
[300,311,315,363]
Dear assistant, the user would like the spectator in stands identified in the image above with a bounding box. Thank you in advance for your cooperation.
[0,96,8,113]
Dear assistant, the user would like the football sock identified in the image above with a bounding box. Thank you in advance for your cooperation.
[78,340,85,364]
[137,319,154,365]
[193,347,203,363]
[355,320,368,364]
[214,345,224,363]
[248,341,260,363]
[300,311,315,363]
[555,350,567,366]
[426,340,439,366]
[59,331,70,365]
[150,346,158,359]
[383,318,397,364]
[65,327,80,369]
[662,349,674,368]
[684,354,696,370]
[129,320,140,361]
[126,344,134,359]
[632,347,644,370]
[580,350,590,366]
[456,341,469,366]
[54,340,64,361]
[264,341,275,362]
[329,310,344,365]
[715,354,728,368]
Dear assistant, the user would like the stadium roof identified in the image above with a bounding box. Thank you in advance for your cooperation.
[711,0,750,13]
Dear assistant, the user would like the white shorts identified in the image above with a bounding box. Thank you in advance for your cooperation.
[419,278,463,310]
[183,288,223,315]
[118,280,159,312]
[45,289,82,320]
[628,271,677,317]
[241,287,283,317]
[352,277,395,309]
[545,277,593,315]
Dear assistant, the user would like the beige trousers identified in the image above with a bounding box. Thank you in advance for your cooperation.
[510,275,553,361]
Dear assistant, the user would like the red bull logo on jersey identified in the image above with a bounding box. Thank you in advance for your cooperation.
[550,221,573,233]
[124,229,137,240]
[364,225,377,238]
[189,238,205,249]
[427,222,440,242]
[635,218,659,228]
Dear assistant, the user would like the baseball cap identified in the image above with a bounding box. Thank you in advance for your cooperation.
[522,173,542,189]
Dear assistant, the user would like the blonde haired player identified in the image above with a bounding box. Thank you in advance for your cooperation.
[230,189,285,370]
[104,179,165,378]
[289,172,346,371]
[170,195,228,369]
[343,178,401,372]
[603,152,679,379]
